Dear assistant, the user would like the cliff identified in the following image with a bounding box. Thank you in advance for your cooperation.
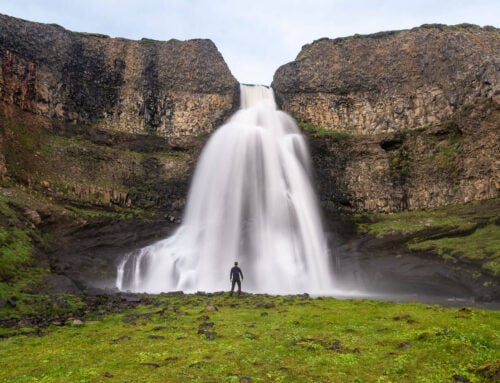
[0,13,240,213]
[0,13,239,137]
[273,24,499,213]
[273,24,499,135]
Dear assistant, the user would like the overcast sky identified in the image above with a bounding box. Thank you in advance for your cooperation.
[1,0,498,85]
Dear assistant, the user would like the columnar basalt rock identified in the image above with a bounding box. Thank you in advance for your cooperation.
[273,24,499,135]
[0,14,239,137]
[273,24,499,212]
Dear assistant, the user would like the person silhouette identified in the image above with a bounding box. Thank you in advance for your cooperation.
[229,262,244,296]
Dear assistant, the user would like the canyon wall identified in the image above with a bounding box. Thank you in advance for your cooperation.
[0,13,239,137]
[273,24,499,212]
[0,14,239,215]
[273,24,498,135]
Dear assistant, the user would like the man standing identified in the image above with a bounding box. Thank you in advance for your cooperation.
[230,261,244,296]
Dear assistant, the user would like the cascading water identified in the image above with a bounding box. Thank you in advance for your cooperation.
[116,84,334,294]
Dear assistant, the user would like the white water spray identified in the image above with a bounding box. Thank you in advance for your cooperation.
[116,85,334,294]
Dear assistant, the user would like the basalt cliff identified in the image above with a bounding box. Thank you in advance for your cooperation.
[0,13,239,212]
[273,24,499,213]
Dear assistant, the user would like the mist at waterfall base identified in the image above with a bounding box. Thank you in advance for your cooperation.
[116,85,337,295]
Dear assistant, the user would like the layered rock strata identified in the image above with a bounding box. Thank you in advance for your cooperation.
[0,13,239,137]
[273,24,499,135]
[274,24,499,212]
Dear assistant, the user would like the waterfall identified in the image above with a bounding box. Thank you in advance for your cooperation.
[116,84,334,294]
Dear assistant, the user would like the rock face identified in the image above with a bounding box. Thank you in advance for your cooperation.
[273,24,499,135]
[312,98,499,212]
[273,25,499,212]
[0,13,239,137]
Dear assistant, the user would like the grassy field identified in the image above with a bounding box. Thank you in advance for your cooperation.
[0,292,498,383]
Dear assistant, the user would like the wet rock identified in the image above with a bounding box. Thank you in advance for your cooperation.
[40,274,82,294]
[122,295,142,303]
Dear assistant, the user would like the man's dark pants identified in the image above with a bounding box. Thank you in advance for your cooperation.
[230,279,241,296]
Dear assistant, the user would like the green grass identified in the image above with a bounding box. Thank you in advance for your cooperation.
[409,225,500,276]
[0,227,32,281]
[0,188,52,295]
[355,199,500,278]
[0,293,498,382]
[356,209,477,237]
[299,122,352,140]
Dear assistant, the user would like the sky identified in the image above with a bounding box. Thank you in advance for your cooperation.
[1,0,498,85]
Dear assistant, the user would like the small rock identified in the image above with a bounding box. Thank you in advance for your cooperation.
[260,312,268,317]
[111,335,131,343]
[452,374,470,382]
[72,319,84,326]
[240,378,252,383]
[328,339,342,351]
[398,342,411,349]
[122,296,141,303]
[103,372,113,378]
[165,356,179,363]
[205,305,218,312]
[22,208,42,226]
[204,330,216,340]
[264,302,275,309]
[148,335,165,340]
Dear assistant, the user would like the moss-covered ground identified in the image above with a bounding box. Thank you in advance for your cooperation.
[0,292,498,383]
[355,198,500,280]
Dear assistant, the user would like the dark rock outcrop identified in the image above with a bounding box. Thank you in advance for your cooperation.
[273,24,499,212]
[273,24,499,135]
[0,13,239,137]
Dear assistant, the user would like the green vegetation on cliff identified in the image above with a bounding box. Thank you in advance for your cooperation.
[356,199,500,279]
[0,293,499,383]
[299,122,352,140]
